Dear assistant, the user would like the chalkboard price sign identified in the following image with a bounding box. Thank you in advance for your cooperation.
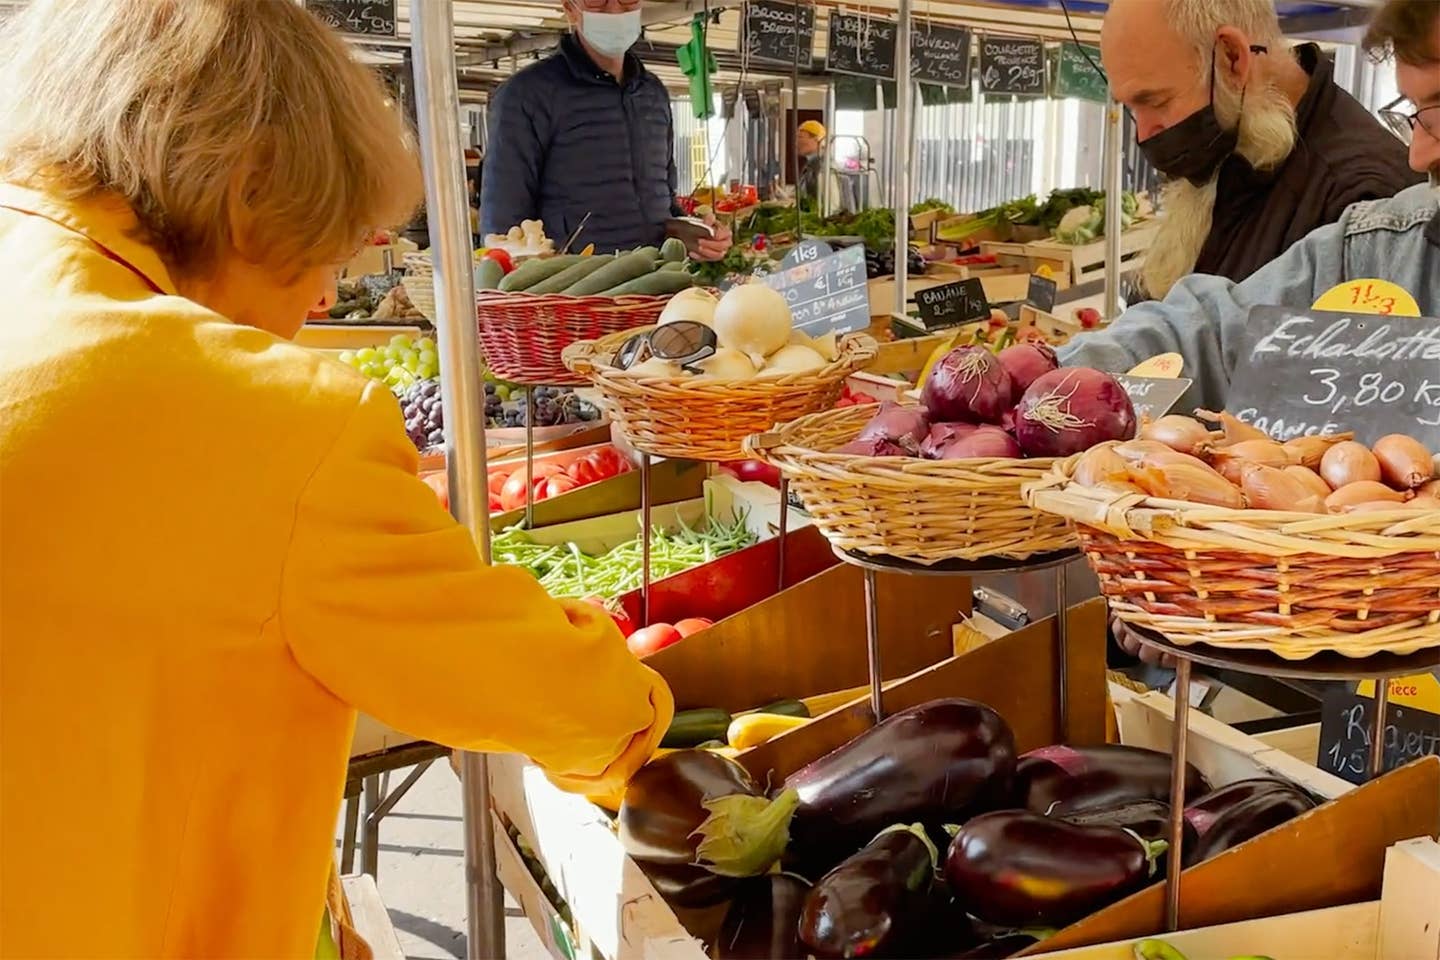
[826,13,897,81]
[910,23,973,88]
[1054,42,1108,103]
[1026,274,1058,313]
[916,278,989,331]
[1227,306,1440,447]
[1113,375,1193,422]
[1318,682,1440,785]
[742,0,816,67]
[761,245,871,337]
[306,0,396,37]
[979,35,1046,97]
[780,238,834,270]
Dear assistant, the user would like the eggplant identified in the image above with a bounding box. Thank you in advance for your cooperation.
[944,810,1165,928]
[1014,745,1210,815]
[1182,778,1301,838]
[783,698,1016,871]
[1061,798,1198,847]
[799,824,938,959]
[640,860,738,909]
[1184,786,1316,866]
[714,873,810,959]
[619,750,797,884]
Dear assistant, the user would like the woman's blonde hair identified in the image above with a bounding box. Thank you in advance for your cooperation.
[0,0,423,274]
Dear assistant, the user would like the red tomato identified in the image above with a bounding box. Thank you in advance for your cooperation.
[566,457,602,486]
[498,471,530,511]
[835,397,854,408]
[487,471,508,496]
[674,617,713,638]
[627,623,682,658]
[421,472,449,510]
[489,493,502,513]
[582,597,636,638]
[482,248,515,273]
[726,460,782,489]
[541,475,578,500]
[1076,307,1103,330]
[852,392,879,404]
[584,446,627,479]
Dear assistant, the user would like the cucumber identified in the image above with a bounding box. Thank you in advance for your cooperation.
[601,271,697,297]
[498,255,583,292]
[754,698,811,718]
[526,254,615,295]
[473,258,505,291]
[660,237,688,263]
[659,260,688,273]
[565,250,657,296]
[632,245,661,261]
[661,708,732,748]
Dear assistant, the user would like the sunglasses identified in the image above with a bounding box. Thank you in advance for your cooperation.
[614,321,717,373]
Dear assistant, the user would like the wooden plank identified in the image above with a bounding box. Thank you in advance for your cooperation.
[1379,837,1440,960]
[1255,723,1323,767]
[867,332,953,375]
[340,874,405,960]
[737,598,1110,782]
[1025,757,1440,954]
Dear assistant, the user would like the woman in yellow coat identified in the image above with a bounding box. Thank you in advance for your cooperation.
[0,1,674,956]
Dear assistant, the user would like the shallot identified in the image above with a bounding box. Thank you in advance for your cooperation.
[1139,415,1212,456]
[1282,433,1353,470]
[1013,368,1137,458]
[1209,439,1294,484]
[1073,445,1130,487]
[1417,479,1440,501]
[1112,440,1211,470]
[1194,409,1269,446]
[1372,434,1434,491]
[1126,462,1246,508]
[1341,500,1435,514]
[1238,463,1324,513]
[1320,441,1382,489]
[1324,481,1406,512]
[1283,466,1333,500]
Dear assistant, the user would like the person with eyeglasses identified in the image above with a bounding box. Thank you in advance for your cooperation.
[1101,0,1420,303]
[1060,0,1440,667]
[481,0,733,260]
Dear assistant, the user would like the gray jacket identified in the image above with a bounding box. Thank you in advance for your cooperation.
[1058,183,1440,412]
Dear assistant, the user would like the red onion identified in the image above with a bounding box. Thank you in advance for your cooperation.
[997,342,1059,394]
[920,346,1015,425]
[1000,407,1018,434]
[933,425,1022,460]
[1013,368,1137,458]
[920,422,978,459]
[833,437,910,457]
[856,401,929,453]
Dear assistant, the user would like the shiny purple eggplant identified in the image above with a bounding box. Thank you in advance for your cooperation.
[1184,786,1316,866]
[640,860,738,909]
[1014,744,1210,815]
[1061,798,1196,846]
[944,810,1165,928]
[783,699,1016,871]
[714,873,810,959]
[1182,778,1301,839]
[799,824,938,958]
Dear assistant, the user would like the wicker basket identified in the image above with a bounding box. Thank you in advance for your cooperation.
[563,330,878,461]
[744,404,1076,564]
[402,254,667,385]
[1025,457,1440,659]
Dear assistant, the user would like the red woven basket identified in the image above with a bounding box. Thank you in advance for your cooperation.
[476,290,666,386]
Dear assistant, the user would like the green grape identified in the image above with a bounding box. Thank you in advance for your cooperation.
[338,350,357,366]
[495,385,512,401]
[356,347,379,362]
[383,346,402,362]
[402,357,420,374]
[390,334,412,347]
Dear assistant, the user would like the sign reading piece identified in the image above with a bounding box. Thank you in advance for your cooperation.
[1318,678,1440,785]
[761,245,870,337]
[741,0,816,67]
[305,0,396,37]
[1226,305,1440,447]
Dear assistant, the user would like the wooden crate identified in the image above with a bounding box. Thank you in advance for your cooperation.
[1025,220,1159,286]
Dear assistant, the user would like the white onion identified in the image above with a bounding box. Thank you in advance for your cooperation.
[659,288,717,326]
[694,348,757,379]
[757,344,826,376]
[713,283,793,365]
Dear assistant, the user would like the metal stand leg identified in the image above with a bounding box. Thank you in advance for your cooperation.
[340,786,360,874]
[1055,562,1070,741]
[1369,677,1389,779]
[777,478,789,592]
[362,774,381,878]
[640,452,653,627]
[1165,657,1193,932]
[864,567,884,722]
[523,385,535,528]
[459,751,504,960]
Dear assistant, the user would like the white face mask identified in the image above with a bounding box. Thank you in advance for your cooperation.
[580,9,642,59]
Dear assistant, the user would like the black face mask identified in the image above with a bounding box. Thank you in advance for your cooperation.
[1138,49,1246,186]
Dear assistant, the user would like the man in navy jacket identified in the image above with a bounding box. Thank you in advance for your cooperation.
[482,0,731,259]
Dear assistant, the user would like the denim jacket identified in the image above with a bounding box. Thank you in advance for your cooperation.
[1058,183,1440,412]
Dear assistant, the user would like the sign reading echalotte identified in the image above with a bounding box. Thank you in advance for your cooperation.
[306,0,397,38]
[742,0,816,67]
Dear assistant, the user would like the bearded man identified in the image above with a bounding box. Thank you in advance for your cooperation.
[1104,0,1419,299]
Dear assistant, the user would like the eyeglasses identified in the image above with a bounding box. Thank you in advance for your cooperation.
[614,321,717,373]
[1379,97,1440,144]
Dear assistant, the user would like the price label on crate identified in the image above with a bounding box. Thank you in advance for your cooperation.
[305,0,396,37]
[761,244,870,337]
[915,278,989,332]
[1113,375,1193,422]
[1225,304,1440,447]
[1317,675,1440,785]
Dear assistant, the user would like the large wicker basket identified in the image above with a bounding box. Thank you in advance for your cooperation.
[1025,456,1440,659]
[744,404,1076,564]
[402,254,666,385]
[563,330,878,461]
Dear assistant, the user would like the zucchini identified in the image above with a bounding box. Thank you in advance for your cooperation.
[632,245,661,261]
[660,237,688,263]
[498,255,582,292]
[565,250,657,296]
[661,707,732,748]
[473,258,505,291]
[527,254,615,295]
[659,260,689,273]
[753,698,810,718]
[601,270,697,297]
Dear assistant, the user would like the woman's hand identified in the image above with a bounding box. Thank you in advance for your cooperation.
[692,217,733,262]
[1111,612,1176,667]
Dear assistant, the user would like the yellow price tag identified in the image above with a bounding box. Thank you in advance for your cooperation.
[1126,353,1184,379]
[1357,673,1440,713]
[1311,279,1421,317]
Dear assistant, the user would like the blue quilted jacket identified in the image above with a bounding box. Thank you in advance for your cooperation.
[481,34,679,254]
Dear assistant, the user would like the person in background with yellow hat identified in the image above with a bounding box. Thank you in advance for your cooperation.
[795,119,828,207]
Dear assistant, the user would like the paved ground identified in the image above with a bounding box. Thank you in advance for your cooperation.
[335,762,548,960]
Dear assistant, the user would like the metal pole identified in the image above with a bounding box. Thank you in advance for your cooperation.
[1165,656,1193,932]
[892,0,914,317]
[1102,98,1124,319]
[640,453,653,627]
[1369,678,1389,778]
[777,478,789,592]
[1054,563,1070,740]
[524,386,535,528]
[411,5,504,959]
[864,568,884,721]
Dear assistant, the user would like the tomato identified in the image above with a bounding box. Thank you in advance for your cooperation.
[498,471,531,511]
[627,623,682,658]
[489,493,502,513]
[566,457,602,486]
[835,397,854,408]
[540,475,578,500]
[421,472,449,511]
[582,597,636,638]
[674,617,713,638]
[482,248,515,273]
[1076,307,1103,330]
[584,446,627,479]
[488,471,508,496]
[726,460,781,489]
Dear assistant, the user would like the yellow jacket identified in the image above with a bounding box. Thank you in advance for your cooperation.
[0,184,673,958]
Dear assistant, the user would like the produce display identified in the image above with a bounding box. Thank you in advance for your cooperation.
[1068,414,1440,513]
[910,198,956,217]
[936,188,1148,245]
[863,244,927,279]
[477,239,696,298]
[835,344,1136,461]
[339,333,440,395]
[396,377,600,453]
[490,510,756,599]
[616,697,1315,957]
[487,445,631,513]
[323,271,414,321]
